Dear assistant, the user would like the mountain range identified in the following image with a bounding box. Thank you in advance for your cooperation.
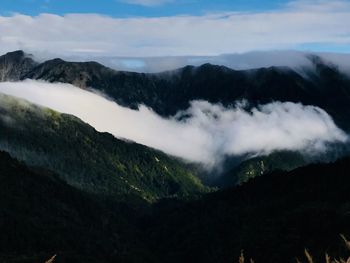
[3,50,350,183]
[2,50,350,131]
[0,50,350,262]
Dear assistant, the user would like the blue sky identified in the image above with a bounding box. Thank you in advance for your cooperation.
[1,0,290,17]
[1,0,350,58]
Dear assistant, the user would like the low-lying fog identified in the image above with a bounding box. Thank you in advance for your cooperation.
[0,80,347,168]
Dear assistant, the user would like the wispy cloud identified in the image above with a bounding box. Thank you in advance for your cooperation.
[118,0,173,7]
[0,0,349,57]
[0,80,347,167]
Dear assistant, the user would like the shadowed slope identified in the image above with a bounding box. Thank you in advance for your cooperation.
[0,94,207,202]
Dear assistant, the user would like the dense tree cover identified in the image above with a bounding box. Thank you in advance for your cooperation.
[1,150,350,263]
[214,151,308,187]
[0,151,150,263]
[146,157,350,263]
[0,94,207,202]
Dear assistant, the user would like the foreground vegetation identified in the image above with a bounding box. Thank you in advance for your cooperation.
[237,235,350,263]
[1,148,350,263]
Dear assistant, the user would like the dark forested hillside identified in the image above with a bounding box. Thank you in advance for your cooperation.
[0,151,148,263]
[2,148,349,263]
[145,157,350,263]
[214,150,308,187]
[0,94,207,202]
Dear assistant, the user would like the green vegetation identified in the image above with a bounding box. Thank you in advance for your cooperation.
[0,94,208,202]
[1,149,350,263]
[146,157,350,263]
[216,151,308,187]
[0,151,148,263]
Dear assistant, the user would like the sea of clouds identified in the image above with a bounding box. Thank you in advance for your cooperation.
[0,80,347,168]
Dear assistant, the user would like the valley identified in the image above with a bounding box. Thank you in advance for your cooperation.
[0,50,350,263]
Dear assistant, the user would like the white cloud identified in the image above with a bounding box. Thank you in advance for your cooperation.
[0,80,347,167]
[119,0,173,7]
[0,0,350,57]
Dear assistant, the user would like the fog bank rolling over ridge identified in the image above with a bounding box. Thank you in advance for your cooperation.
[0,80,347,167]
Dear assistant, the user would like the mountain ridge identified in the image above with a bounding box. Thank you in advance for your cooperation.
[0,50,350,262]
[0,50,38,81]
[2,50,350,186]
[1,145,350,263]
[2,50,350,132]
[0,93,207,202]
[146,156,350,263]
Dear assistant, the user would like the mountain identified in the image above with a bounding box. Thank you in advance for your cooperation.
[1,50,350,131]
[0,93,207,202]
[0,50,37,81]
[1,50,350,262]
[145,157,350,263]
[214,151,308,187]
[215,145,350,188]
[2,50,350,186]
[1,144,350,263]
[0,150,150,263]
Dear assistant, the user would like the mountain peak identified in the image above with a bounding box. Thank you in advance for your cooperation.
[3,50,25,57]
[0,50,37,81]
[0,50,36,62]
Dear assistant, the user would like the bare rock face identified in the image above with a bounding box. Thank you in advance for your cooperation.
[23,58,113,89]
[0,50,37,81]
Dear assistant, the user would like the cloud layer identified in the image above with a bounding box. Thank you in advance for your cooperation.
[1,0,350,57]
[0,80,347,167]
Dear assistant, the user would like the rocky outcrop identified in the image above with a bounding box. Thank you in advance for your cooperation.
[0,50,37,81]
